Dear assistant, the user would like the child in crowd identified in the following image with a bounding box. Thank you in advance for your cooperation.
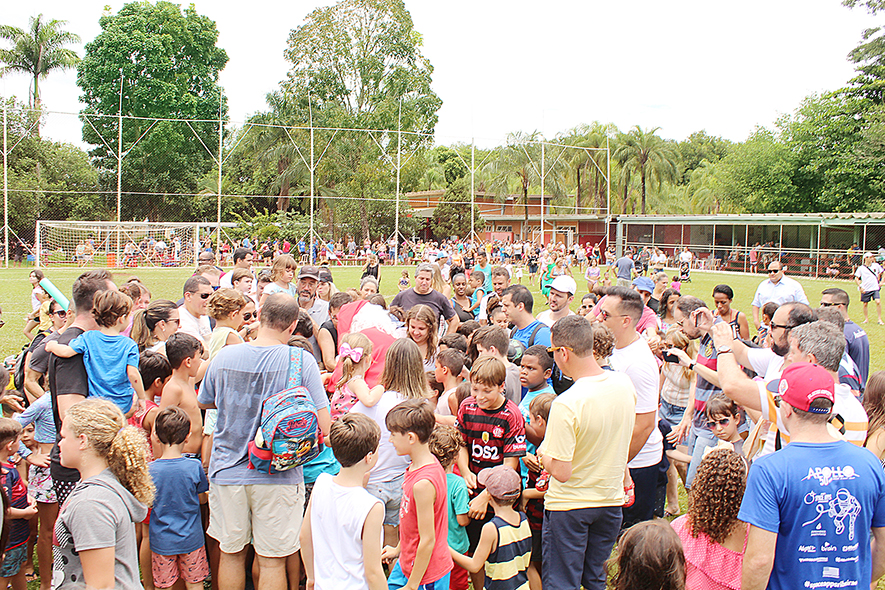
[260,254,298,304]
[449,466,531,590]
[755,301,779,346]
[456,356,526,590]
[331,332,384,421]
[15,392,57,590]
[148,407,210,590]
[46,290,146,416]
[300,413,387,590]
[467,271,485,317]
[488,305,509,331]
[522,393,555,589]
[429,425,470,590]
[704,393,746,457]
[610,520,686,590]
[592,323,616,370]
[440,334,468,354]
[434,348,466,424]
[206,288,249,353]
[159,333,204,458]
[381,399,453,590]
[471,326,521,404]
[0,419,37,590]
[398,271,411,291]
[518,346,554,484]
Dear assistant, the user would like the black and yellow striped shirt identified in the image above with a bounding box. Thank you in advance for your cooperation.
[484,513,531,590]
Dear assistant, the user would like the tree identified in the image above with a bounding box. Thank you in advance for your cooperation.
[613,126,678,215]
[716,128,799,212]
[431,178,482,239]
[675,131,731,184]
[77,2,228,221]
[0,14,80,114]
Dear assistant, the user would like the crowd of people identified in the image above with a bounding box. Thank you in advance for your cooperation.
[1,238,884,590]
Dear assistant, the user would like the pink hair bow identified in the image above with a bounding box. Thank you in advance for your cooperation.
[340,343,364,363]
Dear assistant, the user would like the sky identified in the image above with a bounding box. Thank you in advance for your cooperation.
[1,0,881,149]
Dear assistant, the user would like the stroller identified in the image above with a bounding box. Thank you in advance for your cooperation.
[678,260,692,283]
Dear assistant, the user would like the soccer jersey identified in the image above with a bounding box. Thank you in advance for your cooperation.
[457,396,526,495]
[691,332,722,433]
[2,463,29,550]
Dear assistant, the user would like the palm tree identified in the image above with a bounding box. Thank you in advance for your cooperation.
[613,126,678,214]
[0,14,80,113]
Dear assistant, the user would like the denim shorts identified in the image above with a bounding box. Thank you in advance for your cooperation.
[366,472,404,526]
[387,560,450,589]
[659,399,687,428]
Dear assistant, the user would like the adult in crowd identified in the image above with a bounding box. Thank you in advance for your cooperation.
[715,317,868,458]
[537,316,636,590]
[361,252,380,282]
[48,269,116,505]
[599,286,664,527]
[316,269,336,302]
[750,261,809,331]
[296,266,330,325]
[219,248,255,289]
[198,294,331,590]
[359,276,379,300]
[450,273,476,322]
[178,276,213,346]
[473,250,493,293]
[131,299,180,355]
[611,251,635,288]
[671,449,748,590]
[815,308,865,397]
[658,288,680,332]
[679,246,693,268]
[23,298,68,402]
[390,263,460,335]
[712,284,750,340]
[536,276,576,327]
[631,277,663,337]
[198,250,224,275]
[739,362,885,590]
[317,292,353,372]
[821,287,870,387]
[195,264,222,287]
[648,272,669,312]
[501,285,551,349]
[651,248,667,273]
[855,251,884,324]
[477,266,510,325]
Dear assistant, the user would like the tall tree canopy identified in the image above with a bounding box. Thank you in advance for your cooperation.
[0,14,80,113]
[77,1,228,221]
[614,126,678,215]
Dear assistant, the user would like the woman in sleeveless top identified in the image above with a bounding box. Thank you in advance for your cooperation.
[712,284,749,340]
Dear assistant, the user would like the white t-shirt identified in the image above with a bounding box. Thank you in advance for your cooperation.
[351,391,411,485]
[678,250,692,263]
[855,263,883,294]
[309,473,382,590]
[177,306,211,344]
[610,336,663,468]
[536,309,575,328]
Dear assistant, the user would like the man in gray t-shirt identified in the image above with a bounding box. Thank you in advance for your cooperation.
[198,293,331,582]
[612,254,636,287]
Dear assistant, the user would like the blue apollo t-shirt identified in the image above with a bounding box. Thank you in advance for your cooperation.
[738,440,885,590]
[69,331,139,413]
[511,320,551,350]
[149,457,209,555]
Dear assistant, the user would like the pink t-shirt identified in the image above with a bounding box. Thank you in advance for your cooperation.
[330,382,358,422]
[671,515,746,590]
[399,460,453,584]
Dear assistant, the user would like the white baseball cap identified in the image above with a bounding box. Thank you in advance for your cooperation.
[549,275,577,295]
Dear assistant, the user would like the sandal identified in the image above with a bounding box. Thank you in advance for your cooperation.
[623,482,635,508]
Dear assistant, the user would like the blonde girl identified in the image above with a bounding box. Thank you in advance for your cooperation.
[131,300,180,355]
[406,304,439,372]
[330,333,384,421]
[259,254,298,306]
[431,263,451,298]
[206,288,249,355]
[378,338,430,401]
[54,399,153,590]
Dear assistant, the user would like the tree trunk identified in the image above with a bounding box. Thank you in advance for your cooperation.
[640,166,647,215]
[523,186,529,241]
[576,166,582,213]
[276,157,290,211]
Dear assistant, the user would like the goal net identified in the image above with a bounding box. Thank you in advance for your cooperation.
[35,221,214,268]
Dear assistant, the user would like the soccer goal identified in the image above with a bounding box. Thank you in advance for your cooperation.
[35,221,225,268]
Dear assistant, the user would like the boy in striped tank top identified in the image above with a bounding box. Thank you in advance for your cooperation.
[450,465,531,590]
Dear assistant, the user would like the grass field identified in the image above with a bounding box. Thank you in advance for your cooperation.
[1,263,881,370]
[4,262,883,588]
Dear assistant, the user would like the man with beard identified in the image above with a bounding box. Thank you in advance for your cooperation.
[297,266,329,325]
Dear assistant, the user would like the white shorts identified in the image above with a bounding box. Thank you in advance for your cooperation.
[207,483,304,557]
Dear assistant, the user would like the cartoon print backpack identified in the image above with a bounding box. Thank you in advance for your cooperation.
[248,348,323,474]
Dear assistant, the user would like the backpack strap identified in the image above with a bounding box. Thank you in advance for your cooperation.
[287,347,303,388]
[528,323,543,348]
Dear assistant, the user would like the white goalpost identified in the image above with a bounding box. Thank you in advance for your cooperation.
[34,221,232,268]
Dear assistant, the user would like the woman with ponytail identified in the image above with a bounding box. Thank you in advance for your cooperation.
[54,399,153,590]
[131,299,180,355]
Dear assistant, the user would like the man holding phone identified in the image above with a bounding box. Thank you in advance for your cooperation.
[665,296,727,488]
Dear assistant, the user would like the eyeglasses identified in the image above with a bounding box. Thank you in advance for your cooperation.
[242,312,255,321]
[547,345,573,354]
[706,417,732,429]
[52,310,67,317]
[769,321,794,331]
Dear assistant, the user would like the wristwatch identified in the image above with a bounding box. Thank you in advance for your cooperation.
[717,345,734,354]
[688,361,696,371]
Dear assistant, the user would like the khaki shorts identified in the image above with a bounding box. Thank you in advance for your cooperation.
[207,483,305,558]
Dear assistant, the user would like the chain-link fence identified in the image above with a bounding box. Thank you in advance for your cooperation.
[618,214,885,279]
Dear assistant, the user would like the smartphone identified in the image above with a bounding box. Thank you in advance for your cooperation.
[662,351,680,363]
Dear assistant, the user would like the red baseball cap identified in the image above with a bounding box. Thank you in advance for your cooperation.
[772,362,835,413]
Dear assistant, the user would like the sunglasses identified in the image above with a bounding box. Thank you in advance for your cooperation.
[199,292,212,299]
[547,345,573,354]
[768,269,781,274]
[599,309,628,321]
[242,312,256,321]
[706,417,732,429]
[52,310,67,317]
[820,302,840,307]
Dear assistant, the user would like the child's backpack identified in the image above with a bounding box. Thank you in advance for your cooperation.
[247,347,323,474]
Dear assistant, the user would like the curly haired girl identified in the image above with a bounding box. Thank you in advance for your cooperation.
[670,448,748,590]
[54,399,154,590]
